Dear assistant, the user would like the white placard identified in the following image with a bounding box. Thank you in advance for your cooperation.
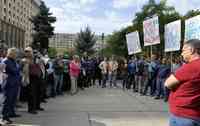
[164,20,181,52]
[126,31,142,55]
[185,15,200,41]
[143,16,160,46]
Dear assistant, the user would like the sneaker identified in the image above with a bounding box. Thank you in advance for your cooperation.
[154,96,160,99]
[1,118,13,124]
[37,107,45,111]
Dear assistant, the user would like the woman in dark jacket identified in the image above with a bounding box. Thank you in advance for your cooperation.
[2,48,21,124]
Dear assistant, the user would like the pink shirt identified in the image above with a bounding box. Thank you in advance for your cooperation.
[69,61,80,77]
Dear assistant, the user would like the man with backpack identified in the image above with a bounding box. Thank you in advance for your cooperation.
[135,56,145,94]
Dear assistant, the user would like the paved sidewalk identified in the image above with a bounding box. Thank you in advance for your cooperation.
[2,86,169,126]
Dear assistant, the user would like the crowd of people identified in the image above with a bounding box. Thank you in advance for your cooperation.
[0,39,199,126]
[0,46,181,124]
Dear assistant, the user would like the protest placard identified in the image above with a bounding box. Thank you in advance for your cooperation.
[185,15,200,41]
[143,16,160,46]
[126,31,141,55]
[164,20,181,52]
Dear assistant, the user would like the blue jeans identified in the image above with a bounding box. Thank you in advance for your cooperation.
[102,73,107,88]
[170,114,200,126]
[155,78,165,97]
[108,72,117,87]
[2,86,19,119]
[54,74,63,95]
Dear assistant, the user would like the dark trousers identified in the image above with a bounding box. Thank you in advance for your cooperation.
[127,74,135,90]
[164,87,170,101]
[63,72,71,91]
[77,74,84,89]
[122,74,128,89]
[86,72,92,87]
[102,74,107,88]
[47,73,55,97]
[19,86,29,102]
[143,73,156,95]
[2,86,19,119]
[40,78,47,101]
[95,71,102,86]
[91,72,96,86]
[27,76,40,111]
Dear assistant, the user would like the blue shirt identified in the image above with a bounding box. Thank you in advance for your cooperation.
[157,64,171,78]
[3,58,20,89]
[128,62,136,75]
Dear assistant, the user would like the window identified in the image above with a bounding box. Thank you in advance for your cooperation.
[4,8,6,13]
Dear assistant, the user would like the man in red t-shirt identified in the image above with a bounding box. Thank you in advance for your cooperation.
[165,39,200,126]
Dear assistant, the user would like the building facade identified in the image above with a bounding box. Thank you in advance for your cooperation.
[49,33,77,53]
[49,33,108,54]
[93,34,108,51]
[0,0,41,49]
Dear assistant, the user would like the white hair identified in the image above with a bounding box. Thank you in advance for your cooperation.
[7,47,17,57]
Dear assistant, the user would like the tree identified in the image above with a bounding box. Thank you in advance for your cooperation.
[48,47,57,58]
[31,1,56,52]
[132,0,181,57]
[104,0,200,58]
[104,0,181,58]
[75,26,96,55]
[105,26,136,57]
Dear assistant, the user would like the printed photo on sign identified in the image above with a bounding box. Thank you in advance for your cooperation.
[126,31,142,55]
[164,20,181,52]
[143,16,160,46]
[185,15,200,41]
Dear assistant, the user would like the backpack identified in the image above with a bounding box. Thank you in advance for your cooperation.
[137,61,144,75]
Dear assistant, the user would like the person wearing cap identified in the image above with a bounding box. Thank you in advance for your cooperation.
[165,39,200,126]
[53,54,64,95]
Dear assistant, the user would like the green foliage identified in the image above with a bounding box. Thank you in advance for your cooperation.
[31,1,56,52]
[63,50,75,59]
[132,0,181,57]
[48,47,57,58]
[75,26,97,56]
[183,10,200,19]
[106,0,200,58]
[105,26,136,57]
